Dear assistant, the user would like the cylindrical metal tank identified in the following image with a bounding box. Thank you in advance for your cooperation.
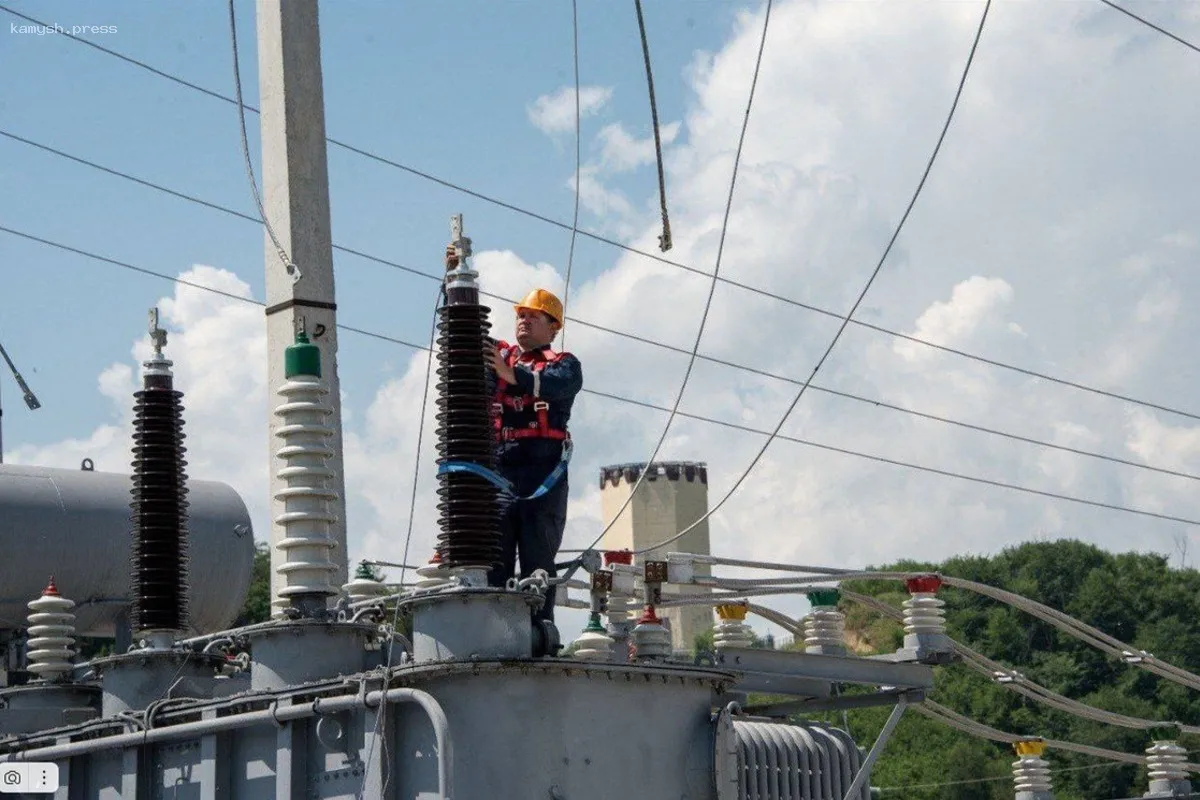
[0,463,254,637]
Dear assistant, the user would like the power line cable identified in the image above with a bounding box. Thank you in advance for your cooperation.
[1098,0,1200,55]
[5,223,1200,529]
[634,0,673,252]
[560,0,582,350]
[9,127,1200,484]
[225,0,297,283]
[579,0,774,557]
[7,1,1198,423]
[632,0,993,556]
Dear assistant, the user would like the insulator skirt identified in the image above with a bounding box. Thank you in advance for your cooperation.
[129,371,189,632]
[435,303,501,569]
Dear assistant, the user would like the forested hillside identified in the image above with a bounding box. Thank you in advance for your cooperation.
[829,540,1200,799]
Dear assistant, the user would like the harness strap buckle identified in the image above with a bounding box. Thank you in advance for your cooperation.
[532,401,549,411]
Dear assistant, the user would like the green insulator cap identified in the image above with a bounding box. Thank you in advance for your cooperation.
[583,613,605,633]
[807,588,841,607]
[354,561,376,580]
[285,331,321,378]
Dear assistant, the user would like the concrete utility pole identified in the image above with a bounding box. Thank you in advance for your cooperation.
[256,0,348,610]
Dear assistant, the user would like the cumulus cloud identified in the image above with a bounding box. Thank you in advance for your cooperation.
[527,86,613,135]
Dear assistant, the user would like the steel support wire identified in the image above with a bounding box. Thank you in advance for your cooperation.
[842,696,909,800]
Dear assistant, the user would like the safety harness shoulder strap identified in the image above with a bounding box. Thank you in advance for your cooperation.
[493,345,571,441]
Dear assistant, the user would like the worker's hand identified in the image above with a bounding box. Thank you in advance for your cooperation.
[444,244,459,270]
[484,341,516,383]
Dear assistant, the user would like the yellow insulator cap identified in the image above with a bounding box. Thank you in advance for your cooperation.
[716,604,748,621]
[1013,739,1047,757]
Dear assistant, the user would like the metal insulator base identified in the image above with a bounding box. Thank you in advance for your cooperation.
[274,374,339,602]
[434,304,502,570]
[130,372,190,633]
[246,621,378,691]
[804,606,846,655]
[407,587,539,663]
[93,649,224,717]
[573,629,616,661]
[26,593,77,681]
[0,683,101,736]
[713,619,755,649]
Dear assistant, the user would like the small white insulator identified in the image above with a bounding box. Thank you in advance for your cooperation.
[273,352,339,601]
[343,566,390,605]
[632,608,672,660]
[415,554,453,591]
[1146,740,1189,782]
[714,618,755,649]
[573,616,616,661]
[605,593,631,624]
[26,578,76,681]
[1012,755,1052,794]
[903,593,947,636]
[804,606,846,652]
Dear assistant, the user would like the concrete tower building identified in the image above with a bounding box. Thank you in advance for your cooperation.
[599,461,712,654]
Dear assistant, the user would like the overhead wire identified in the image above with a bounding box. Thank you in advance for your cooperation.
[1098,0,1200,55]
[6,219,1200,530]
[576,0,774,558]
[6,1,1200,423]
[225,0,297,282]
[559,0,582,350]
[630,0,994,556]
[634,0,673,252]
[9,123,1200,487]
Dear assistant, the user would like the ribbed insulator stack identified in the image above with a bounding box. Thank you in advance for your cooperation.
[1012,740,1052,799]
[903,575,946,637]
[1146,740,1189,783]
[415,551,453,590]
[343,562,389,605]
[713,604,754,649]
[435,220,501,574]
[804,588,846,655]
[632,606,672,660]
[130,320,189,634]
[25,578,76,681]
[573,614,615,661]
[273,332,339,605]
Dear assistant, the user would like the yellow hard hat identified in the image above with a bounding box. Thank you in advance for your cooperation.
[514,288,564,326]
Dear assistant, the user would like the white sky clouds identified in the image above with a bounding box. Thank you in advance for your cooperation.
[526,86,614,136]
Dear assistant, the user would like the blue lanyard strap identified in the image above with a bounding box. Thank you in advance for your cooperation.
[437,440,572,501]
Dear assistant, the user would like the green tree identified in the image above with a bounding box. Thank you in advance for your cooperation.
[233,541,272,627]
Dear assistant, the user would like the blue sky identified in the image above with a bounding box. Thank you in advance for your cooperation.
[3,0,1200,640]
[1,0,731,449]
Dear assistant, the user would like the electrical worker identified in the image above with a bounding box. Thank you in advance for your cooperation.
[444,246,583,624]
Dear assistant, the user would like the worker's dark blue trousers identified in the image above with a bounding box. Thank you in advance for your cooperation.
[487,474,569,623]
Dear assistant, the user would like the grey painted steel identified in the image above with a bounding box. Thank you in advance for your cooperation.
[92,649,224,716]
[714,712,868,800]
[0,683,100,735]
[896,632,956,665]
[1015,791,1052,800]
[746,689,925,718]
[245,620,377,690]
[841,697,907,800]
[0,464,254,636]
[715,647,934,693]
[408,588,539,662]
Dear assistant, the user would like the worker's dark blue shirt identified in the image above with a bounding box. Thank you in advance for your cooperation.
[491,341,583,495]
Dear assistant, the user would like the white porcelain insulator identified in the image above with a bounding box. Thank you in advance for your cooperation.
[713,618,754,649]
[605,594,631,624]
[632,619,672,660]
[573,629,616,661]
[1012,756,1052,793]
[273,374,338,599]
[26,592,76,680]
[804,606,846,649]
[903,592,947,636]
[342,577,389,605]
[415,561,453,591]
[1147,740,1189,782]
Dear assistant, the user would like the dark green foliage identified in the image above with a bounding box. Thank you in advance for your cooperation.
[233,541,272,627]
[826,540,1200,799]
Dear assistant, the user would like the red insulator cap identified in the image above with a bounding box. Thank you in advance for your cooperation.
[428,550,444,564]
[42,577,60,597]
[637,605,661,624]
[603,549,633,566]
[906,575,942,594]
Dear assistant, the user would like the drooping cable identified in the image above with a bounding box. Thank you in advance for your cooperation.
[634,0,673,252]
[560,0,582,351]
[7,128,1200,485]
[577,0,775,558]
[1098,0,1200,55]
[631,0,993,556]
[6,224,1200,529]
[225,0,297,283]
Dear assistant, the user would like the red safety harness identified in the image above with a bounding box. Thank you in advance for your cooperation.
[493,343,572,443]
